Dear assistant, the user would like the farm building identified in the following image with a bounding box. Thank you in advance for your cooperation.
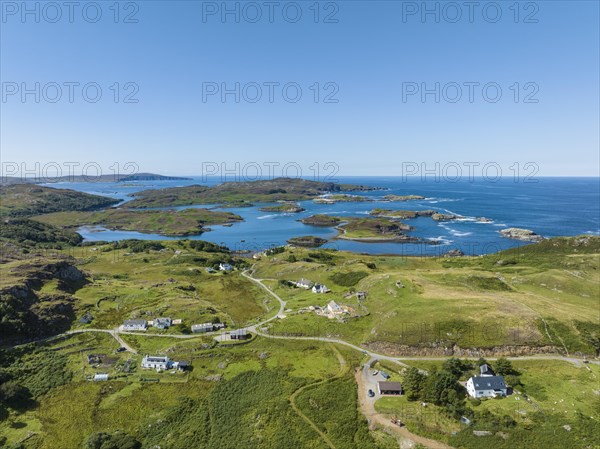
[123,319,148,331]
[230,329,250,340]
[378,381,403,395]
[172,361,190,371]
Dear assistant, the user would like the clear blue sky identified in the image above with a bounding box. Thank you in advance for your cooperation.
[1,1,599,177]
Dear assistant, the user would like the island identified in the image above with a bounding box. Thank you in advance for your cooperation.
[33,208,243,237]
[123,178,379,208]
[0,172,191,186]
[312,194,371,204]
[369,209,436,219]
[335,217,416,242]
[286,236,328,247]
[383,194,426,202]
[299,215,342,226]
[500,227,544,242]
[259,203,306,213]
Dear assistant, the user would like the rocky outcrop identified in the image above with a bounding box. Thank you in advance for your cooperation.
[431,213,461,222]
[500,228,544,242]
[0,260,87,343]
[443,249,465,257]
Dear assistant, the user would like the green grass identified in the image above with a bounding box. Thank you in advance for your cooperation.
[251,243,599,351]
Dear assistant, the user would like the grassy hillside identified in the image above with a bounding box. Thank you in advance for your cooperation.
[0,184,119,217]
[0,235,598,449]
[252,237,599,354]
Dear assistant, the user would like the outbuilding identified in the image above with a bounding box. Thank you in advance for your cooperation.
[377,381,403,395]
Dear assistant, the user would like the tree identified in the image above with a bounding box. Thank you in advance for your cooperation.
[494,357,514,376]
[0,381,31,406]
[85,431,141,449]
[403,367,426,401]
[422,370,462,406]
[442,357,466,379]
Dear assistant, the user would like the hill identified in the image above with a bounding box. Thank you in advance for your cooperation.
[0,173,191,185]
[0,185,119,217]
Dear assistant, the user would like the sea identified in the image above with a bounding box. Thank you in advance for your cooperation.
[41,177,600,256]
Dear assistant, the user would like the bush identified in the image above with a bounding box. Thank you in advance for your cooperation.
[329,271,368,287]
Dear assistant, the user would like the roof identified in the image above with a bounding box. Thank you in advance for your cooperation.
[471,375,506,391]
[124,319,147,326]
[327,300,342,310]
[192,323,213,329]
[143,355,170,363]
[378,381,403,391]
[480,364,495,375]
[231,329,247,335]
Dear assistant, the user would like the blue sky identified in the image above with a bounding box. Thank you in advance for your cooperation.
[1,1,599,177]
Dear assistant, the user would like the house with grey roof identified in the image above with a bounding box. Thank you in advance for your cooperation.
[296,278,313,289]
[153,317,172,329]
[141,355,171,370]
[123,319,148,331]
[466,365,507,398]
[192,322,225,333]
[312,283,330,294]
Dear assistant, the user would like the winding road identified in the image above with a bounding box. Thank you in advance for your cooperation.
[9,270,598,449]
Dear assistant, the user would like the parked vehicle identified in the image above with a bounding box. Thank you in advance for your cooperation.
[368,389,375,397]
[116,347,127,353]
[372,370,379,376]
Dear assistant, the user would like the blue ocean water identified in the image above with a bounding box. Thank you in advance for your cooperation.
[43,177,600,256]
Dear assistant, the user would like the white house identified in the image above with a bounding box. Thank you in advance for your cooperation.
[466,365,507,398]
[123,319,148,331]
[312,283,330,294]
[219,263,233,271]
[141,355,171,370]
[296,278,313,289]
[192,322,225,333]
